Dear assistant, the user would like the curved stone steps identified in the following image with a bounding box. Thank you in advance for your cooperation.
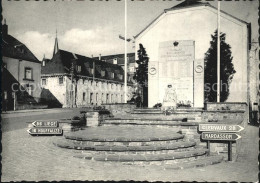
[64,126,184,142]
[53,139,196,152]
[163,155,224,170]
[102,120,199,126]
[73,148,209,162]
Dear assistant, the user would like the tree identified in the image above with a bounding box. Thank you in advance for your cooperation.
[204,30,236,102]
[133,44,149,107]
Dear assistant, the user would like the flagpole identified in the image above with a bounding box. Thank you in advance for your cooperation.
[124,0,127,103]
[217,1,221,102]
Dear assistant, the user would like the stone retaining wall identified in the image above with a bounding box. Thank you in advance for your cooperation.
[205,102,247,111]
[16,103,48,110]
[102,103,136,116]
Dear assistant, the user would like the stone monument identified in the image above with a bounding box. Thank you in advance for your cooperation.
[162,84,177,111]
[148,40,204,108]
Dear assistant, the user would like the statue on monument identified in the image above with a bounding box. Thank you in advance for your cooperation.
[162,84,177,112]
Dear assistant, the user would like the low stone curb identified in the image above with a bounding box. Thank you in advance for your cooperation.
[73,148,209,161]
[64,133,184,142]
[102,121,199,126]
[163,155,224,170]
[53,140,196,151]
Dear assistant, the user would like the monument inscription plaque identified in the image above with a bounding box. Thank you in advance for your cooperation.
[158,40,195,105]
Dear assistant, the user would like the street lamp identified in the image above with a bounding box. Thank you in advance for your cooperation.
[119,34,132,103]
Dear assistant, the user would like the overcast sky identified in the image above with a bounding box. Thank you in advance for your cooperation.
[2,0,258,60]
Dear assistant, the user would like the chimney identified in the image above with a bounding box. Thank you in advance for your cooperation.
[3,19,8,36]
[99,54,101,60]
[91,54,93,58]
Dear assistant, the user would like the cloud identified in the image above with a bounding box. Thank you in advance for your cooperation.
[17,31,54,60]
[60,26,125,57]
[16,26,129,60]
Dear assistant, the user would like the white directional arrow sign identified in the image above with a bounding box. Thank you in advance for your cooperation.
[27,128,63,135]
[32,121,58,128]
[199,124,244,132]
[202,132,241,141]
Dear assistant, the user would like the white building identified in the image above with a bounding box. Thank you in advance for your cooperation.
[41,37,134,108]
[134,0,253,108]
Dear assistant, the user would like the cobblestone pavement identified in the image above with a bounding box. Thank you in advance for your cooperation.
[1,124,258,182]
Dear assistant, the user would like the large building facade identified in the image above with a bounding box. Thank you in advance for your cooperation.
[134,1,254,108]
[41,39,134,108]
[93,53,136,83]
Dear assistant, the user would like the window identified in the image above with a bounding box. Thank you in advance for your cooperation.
[101,93,104,104]
[111,72,114,78]
[118,74,123,80]
[83,92,86,101]
[42,79,47,85]
[88,68,94,74]
[106,94,109,103]
[101,70,105,77]
[59,77,63,84]
[77,65,81,72]
[4,91,7,100]
[27,85,33,96]
[90,93,93,104]
[113,58,118,64]
[25,68,32,80]
[42,60,45,67]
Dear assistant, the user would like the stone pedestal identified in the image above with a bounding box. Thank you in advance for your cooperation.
[86,111,100,127]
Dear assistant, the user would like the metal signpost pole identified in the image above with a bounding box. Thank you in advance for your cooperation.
[124,0,127,103]
[217,1,221,102]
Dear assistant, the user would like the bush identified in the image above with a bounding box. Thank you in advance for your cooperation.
[153,103,162,108]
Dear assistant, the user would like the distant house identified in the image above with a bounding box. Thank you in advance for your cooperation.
[93,53,136,83]
[2,20,42,111]
[41,37,134,108]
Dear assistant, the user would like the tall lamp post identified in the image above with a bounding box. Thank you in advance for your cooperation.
[119,34,132,103]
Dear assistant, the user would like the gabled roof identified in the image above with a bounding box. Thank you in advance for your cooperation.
[42,49,126,83]
[2,34,40,63]
[134,0,249,39]
[94,53,135,65]
[166,0,208,10]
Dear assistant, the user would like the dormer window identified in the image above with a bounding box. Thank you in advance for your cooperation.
[89,68,94,74]
[42,60,45,67]
[77,65,81,72]
[113,58,118,65]
[118,74,123,80]
[101,70,105,77]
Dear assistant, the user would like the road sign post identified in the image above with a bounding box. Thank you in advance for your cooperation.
[228,141,232,161]
[27,128,63,135]
[199,124,244,132]
[201,132,241,141]
[28,121,62,136]
[32,121,59,128]
[199,124,244,161]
